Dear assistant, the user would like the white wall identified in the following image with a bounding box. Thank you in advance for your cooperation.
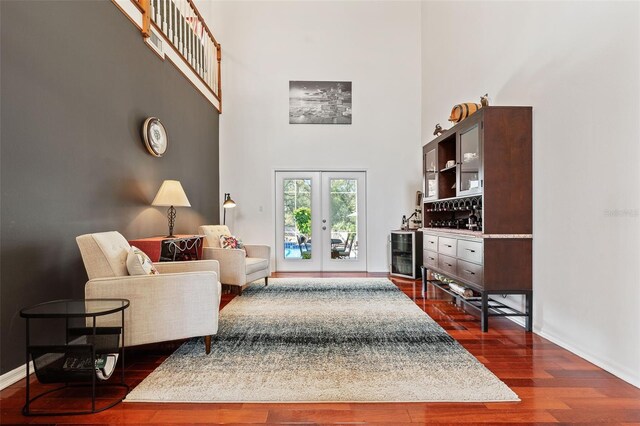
[199,1,422,272]
[422,1,640,387]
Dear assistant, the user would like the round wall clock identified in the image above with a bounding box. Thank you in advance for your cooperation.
[142,117,168,157]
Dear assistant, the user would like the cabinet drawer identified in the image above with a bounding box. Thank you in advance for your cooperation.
[457,259,484,287]
[438,254,457,276]
[457,239,483,264]
[424,234,438,251]
[423,250,438,268]
[438,237,457,257]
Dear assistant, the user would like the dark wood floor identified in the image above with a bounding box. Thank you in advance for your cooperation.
[2,272,639,424]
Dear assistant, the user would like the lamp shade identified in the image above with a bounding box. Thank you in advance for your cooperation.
[151,180,191,207]
[222,193,236,209]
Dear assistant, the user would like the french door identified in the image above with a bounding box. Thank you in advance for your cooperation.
[275,171,367,272]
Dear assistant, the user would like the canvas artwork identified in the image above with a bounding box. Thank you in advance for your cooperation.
[289,81,352,124]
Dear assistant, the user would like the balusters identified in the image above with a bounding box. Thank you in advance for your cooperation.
[217,43,221,97]
[200,37,205,76]
[144,0,220,96]
[195,26,199,72]
[195,25,200,73]
[150,0,156,26]
[154,0,161,27]
[192,22,196,68]
[162,0,168,33]
[212,42,217,92]
[169,0,175,44]
[171,0,177,47]
[187,14,192,65]
[200,37,205,77]
[194,26,199,72]
[204,37,210,85]
[180,0,187,56]
[198,35,204,75]
[214,41,219,93]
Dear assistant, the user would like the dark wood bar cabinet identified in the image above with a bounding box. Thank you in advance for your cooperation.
[421,106,533,332]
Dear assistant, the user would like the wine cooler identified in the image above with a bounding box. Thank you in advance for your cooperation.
[389,230,423,279]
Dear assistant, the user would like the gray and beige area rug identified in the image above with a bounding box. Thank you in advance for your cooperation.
[125,278,518,402]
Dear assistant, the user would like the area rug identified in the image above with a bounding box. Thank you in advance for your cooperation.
[125,278,518,402]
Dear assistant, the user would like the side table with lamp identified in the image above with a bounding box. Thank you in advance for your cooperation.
[129,180,204,261]
[151,179,191,238]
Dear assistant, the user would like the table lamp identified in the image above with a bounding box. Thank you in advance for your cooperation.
[152,180,191,237]
[222,193,236,225]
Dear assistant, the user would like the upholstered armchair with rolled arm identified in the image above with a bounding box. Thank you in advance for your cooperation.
[198,225,270,295]
[76,231,221,354]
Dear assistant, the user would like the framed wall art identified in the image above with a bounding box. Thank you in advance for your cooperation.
[289,81,352,124]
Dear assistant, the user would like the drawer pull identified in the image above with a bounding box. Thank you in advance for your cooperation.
[428,257,435,261]
[445,263,453,267]
[429,241,435,244]
[445,244,452,248]
[465,248,476,253]
[463,269,475,275]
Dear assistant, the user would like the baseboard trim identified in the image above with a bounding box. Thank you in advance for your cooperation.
[534,327,640,389]
[0,362,34,391]
[507,315,526,328]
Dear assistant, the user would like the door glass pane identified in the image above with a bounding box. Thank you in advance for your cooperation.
[460,125,480,192]
[425,149,437,198]
[283,179,312,259]
[329,179,358,260]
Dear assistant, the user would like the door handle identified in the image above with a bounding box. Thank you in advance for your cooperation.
[322,226,327,230]
[322,219,327,223]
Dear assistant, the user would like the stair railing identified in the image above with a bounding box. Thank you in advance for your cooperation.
[139,0,221,104]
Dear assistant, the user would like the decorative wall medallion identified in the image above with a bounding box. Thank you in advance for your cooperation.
[142,117,168,157]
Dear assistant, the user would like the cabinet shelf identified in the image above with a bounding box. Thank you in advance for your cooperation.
[424,276,529,318]
[439,165,457,173]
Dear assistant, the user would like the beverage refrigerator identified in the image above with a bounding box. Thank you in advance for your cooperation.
[389,230,423,279]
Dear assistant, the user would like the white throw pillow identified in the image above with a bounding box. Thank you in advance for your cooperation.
[126,246,159,275]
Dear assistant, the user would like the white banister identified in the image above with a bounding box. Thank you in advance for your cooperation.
[130,0,221,105]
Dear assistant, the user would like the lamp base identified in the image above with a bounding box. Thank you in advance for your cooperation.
[167,206,177,239]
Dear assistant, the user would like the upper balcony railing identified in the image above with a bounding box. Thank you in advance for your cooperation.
[138,0,221,106]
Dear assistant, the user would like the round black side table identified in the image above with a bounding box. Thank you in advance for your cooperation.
[20,298,130,416]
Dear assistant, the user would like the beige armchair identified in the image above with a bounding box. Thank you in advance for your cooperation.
[199,225,270,295]
[76,231,221,354]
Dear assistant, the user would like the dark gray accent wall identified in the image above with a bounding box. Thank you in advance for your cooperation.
[0,0,220,374]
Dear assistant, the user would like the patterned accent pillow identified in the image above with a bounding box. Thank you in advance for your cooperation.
[126,246,159,275]
[219,235,248,256]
